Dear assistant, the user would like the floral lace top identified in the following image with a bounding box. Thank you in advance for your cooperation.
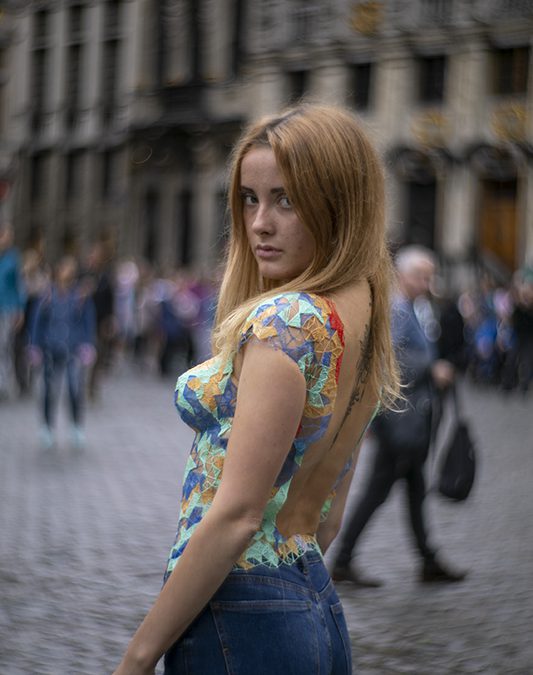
[165,291,347,578]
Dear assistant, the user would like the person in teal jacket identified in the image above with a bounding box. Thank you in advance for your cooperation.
[0,223,25,399]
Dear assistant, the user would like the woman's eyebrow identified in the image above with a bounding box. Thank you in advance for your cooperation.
[239,186,285,194]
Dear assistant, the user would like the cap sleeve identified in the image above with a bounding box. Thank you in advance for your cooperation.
[239,292,344,448]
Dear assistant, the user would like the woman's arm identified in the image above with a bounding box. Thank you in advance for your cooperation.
[113,339,307,674]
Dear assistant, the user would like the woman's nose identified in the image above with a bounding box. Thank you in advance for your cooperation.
[250,204,274,235]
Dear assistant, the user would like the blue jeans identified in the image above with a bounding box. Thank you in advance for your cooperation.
[43,351,84,427]
[164,550,353,675]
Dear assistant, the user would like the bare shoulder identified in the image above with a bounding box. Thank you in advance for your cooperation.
[328,279,372,339]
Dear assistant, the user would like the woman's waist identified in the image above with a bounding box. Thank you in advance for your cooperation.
[234,532,320,569]
[214,549,334,605]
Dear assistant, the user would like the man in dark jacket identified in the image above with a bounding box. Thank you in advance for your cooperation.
[332,246,466,585]
[81,241,115,400]
[510,267,533,393]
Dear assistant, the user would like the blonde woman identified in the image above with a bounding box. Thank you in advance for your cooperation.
[113,104,400,675]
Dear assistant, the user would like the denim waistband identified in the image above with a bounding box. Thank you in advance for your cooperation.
[216,550,333,603]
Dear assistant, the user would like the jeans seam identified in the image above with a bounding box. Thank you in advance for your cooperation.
[209,603,233,675]
[330,602,352,674]
[314,594,332,675]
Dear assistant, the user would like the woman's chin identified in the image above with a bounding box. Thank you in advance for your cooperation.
[257,263,286,282]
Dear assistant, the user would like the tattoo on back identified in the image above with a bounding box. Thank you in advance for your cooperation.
[347,321,373,413]
[331,320,373,448]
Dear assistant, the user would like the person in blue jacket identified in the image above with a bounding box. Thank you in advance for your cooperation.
[0,222,25,400]
[30,255,96,450]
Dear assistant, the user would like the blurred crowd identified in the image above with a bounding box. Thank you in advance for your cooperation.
[1,222,532,414]
[0,224,218,447]
[451,268,533,392]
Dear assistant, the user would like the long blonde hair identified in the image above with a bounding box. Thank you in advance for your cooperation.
[212,104,400,408]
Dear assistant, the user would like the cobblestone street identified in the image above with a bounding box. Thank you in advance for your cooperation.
[1,364,532,674]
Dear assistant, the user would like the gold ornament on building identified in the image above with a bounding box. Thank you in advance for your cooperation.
[350,1,384,36]
[412,110,449,148]
[491,103,527,142]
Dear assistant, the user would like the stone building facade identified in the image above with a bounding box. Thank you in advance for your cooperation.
[0,3,19,220]
[2,0,533,279]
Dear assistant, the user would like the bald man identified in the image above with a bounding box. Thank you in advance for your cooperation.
[332,246,466,586]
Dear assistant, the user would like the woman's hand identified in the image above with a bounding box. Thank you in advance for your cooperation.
[431,359,455,390]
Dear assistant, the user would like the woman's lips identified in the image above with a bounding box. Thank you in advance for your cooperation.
[256,245,282,259]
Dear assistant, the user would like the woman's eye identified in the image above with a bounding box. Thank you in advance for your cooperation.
[279,195,292,209]
[241,193,257,206]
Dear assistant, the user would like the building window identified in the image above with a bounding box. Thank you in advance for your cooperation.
[69,4,85,40]
[287,70,308,104]
[65,151,83,201]
[101,39,119,125]
[30,153,47,203]
[177,189,192,267]
[100,0,123,125]
[348,63,372,111]
[31,48,47,131]
[101,149,119,200]
[230,0,244,78]
[31,11,50,132]
[65,44,83,128]
[65,5,86,129]
[144,189,159,263]
[492,46,530,96]
[104,0,122,38]
[34,10,50,46]
[418,55,446,104]
[405,180,437,249]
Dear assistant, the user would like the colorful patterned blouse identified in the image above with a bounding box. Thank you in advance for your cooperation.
[165,291,347,577]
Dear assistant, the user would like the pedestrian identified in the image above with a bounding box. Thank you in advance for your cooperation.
[15,243,50,394]
[81,239,116,400]
[0,222,25,400]
[332,245,467,586]
[113,104,401,675]
[158,271,199,376]
[507,266,533,393]
[29,255,96,450]
[114,259,139,363]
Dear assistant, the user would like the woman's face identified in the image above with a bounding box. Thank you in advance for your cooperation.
[56,258,77,286]
[240,146,315,283]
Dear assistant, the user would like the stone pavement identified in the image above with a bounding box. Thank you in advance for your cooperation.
[1,365,532,674]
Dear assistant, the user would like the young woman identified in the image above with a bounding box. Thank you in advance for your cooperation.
[113,104,400,675]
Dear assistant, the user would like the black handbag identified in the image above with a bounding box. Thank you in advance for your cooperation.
[437,385,476,501]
